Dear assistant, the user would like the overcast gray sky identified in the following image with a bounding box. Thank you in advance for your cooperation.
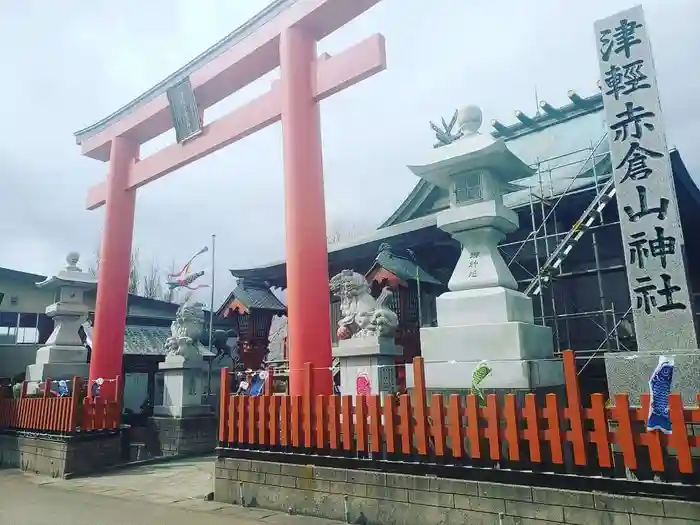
[1,0,698,307]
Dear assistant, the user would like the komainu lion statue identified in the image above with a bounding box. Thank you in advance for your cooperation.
[165,301,206,359]
[329,270,398,340]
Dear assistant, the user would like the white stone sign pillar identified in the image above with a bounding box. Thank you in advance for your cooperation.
[26,253,96,384]
[406,107,563,393]
[595,5,699,404]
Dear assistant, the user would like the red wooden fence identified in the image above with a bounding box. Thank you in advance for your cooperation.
[0,377,121,433]
[218,351,700,476]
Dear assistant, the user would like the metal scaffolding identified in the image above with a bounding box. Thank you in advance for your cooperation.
[499,132,634,356]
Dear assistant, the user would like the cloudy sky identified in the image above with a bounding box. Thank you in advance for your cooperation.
[1,0,698,307]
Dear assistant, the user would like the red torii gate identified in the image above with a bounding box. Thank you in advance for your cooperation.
[75,0,386,397]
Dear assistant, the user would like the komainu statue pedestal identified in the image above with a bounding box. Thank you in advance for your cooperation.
[151,302,215,457]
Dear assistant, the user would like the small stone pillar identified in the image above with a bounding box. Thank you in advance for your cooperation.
[405,105,563,395]
[26,252,96,384]
[329,270,401,397]
[334,336,402,397]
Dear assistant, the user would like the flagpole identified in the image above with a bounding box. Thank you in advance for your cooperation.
[207,234,216,397]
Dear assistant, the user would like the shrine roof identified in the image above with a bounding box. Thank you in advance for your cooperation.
[382,91,607,228]
[370,246,442,286]
[217,279,287,316]
[229,214,447,289]
[73,0,299,144]
[0,267,46,285]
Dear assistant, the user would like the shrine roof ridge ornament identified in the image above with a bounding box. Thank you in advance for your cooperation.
[73,0,299,144]
[490,90,603,141]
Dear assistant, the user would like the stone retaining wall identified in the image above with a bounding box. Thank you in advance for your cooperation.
[214,457,700,525]
[0,431,122,478]
[151,415,216,457]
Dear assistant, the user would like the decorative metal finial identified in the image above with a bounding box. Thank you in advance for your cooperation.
[430,110,463,148]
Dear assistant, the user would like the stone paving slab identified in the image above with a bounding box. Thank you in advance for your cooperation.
[3,456,341,524]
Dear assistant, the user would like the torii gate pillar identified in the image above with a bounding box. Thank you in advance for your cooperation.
[78,0,387,398]
[280,28,332,395]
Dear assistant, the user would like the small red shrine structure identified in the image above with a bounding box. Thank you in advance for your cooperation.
[365,244,444,390]
[217,279,286,370]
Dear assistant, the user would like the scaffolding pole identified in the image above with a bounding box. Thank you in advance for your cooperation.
[500,132,625,354]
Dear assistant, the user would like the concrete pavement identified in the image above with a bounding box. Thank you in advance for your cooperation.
[0,456,341,524]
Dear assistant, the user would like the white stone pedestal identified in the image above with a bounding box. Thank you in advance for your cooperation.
[333,337,402,397]
[154,356,211,418]
[406,198,563,392]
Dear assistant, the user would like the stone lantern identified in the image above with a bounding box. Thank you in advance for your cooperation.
[405,106,563,395]
[26,252,96,384]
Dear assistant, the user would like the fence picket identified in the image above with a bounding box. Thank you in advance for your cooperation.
[328,395,340,450]
[522,394,542,463]
[356,396,368,452]
[638,394,664,472]
[341,395,353,451]
[668,394,693,474]
[383,394,398,454]
[503,394,520,462]
[465,394,481,459]
[447,395,464,458]
[587,393,612,468]
[543,394,564,464]
[316,395,326,449]
[258,395,268,445]
[611,394,637,470]
[398,394,412,455]
[218,368,230,442]
[430,394,446,457]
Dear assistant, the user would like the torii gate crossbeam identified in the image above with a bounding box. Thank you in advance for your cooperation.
[75,0,386,397]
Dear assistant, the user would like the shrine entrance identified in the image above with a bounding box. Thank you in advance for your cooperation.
[75,0,387,396]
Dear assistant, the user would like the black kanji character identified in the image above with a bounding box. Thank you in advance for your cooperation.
[617,141,664,183]
[599,18,644,62]
[628,227,676,270]
[648,226,676,269]
[610,102,655,142]
[628,232,649,270]
[657,273,686,312]
[623,186,669,222]
[633,276,657,314]
[603,60,651,100]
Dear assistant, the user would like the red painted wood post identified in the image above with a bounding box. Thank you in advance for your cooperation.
[412,357,429,455]
[218,367,230,443]
[68,377,82,432]
[611,394,637,470]
[668,393,693,474]
[42,378,52,430]
[521,394,541,462]
[503,394,520,462]
[588,393,612,468]
[562,350,587,466]
[303,362,313,448]
[639,394,664,472]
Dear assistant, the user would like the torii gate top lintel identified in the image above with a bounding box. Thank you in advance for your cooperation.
[74,0,383,163]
